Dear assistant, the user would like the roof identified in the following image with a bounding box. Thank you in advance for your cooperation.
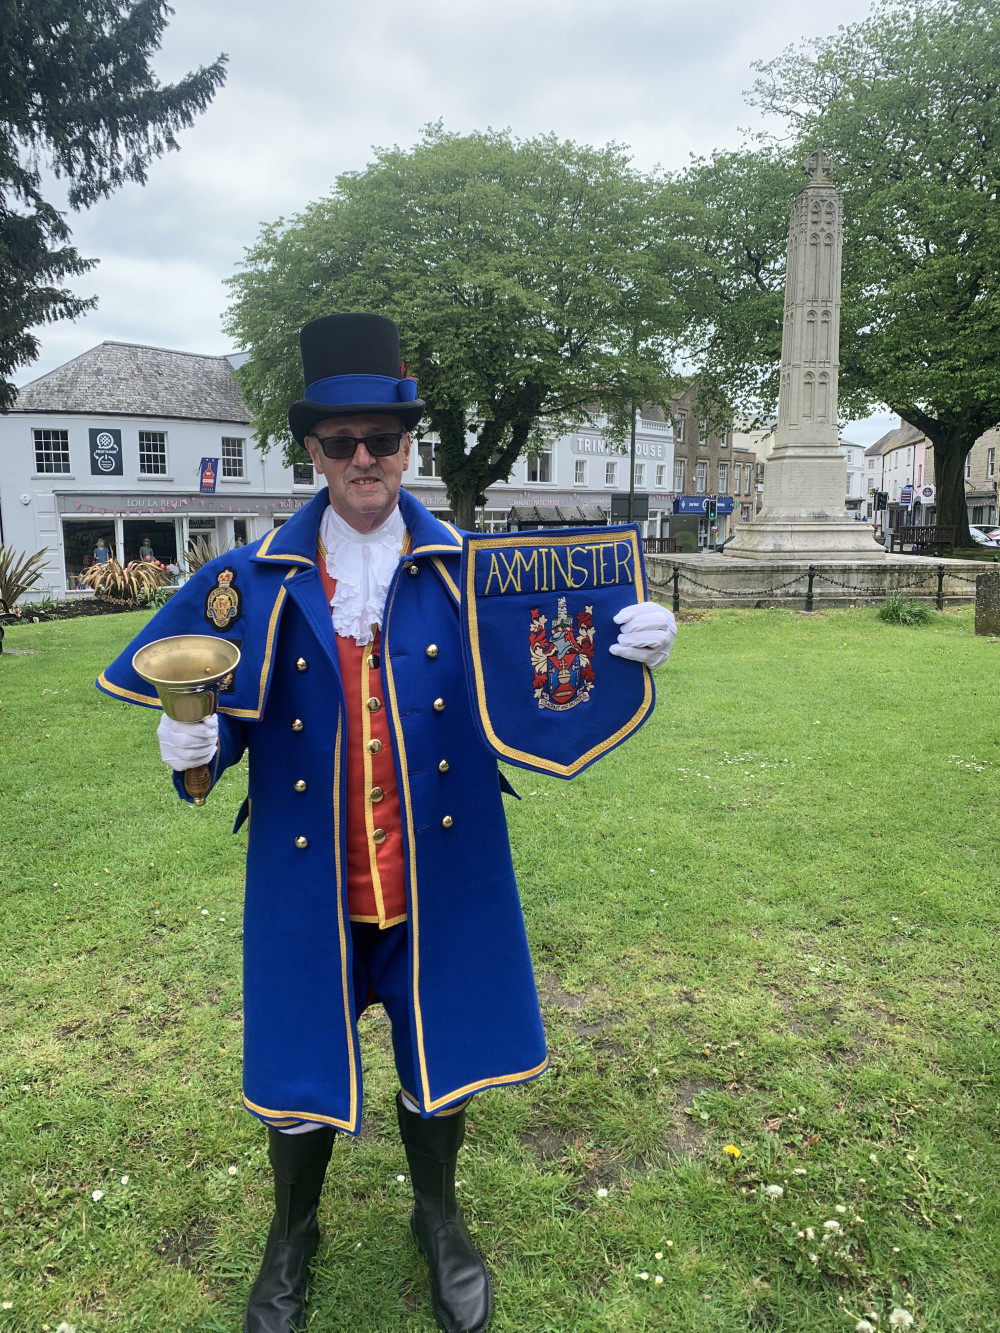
[508,504,609,527]
[866,421,924,456]
[12,342,252,424]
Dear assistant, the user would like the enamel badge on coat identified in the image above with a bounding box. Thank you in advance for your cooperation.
[460,526,654,777]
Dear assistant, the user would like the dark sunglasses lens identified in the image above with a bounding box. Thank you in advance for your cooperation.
[319,437,357,459]
[365,434,402,456]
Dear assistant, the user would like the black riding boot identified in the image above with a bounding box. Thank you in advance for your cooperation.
[243,1125,336,1333]
[396,1092,493,1333]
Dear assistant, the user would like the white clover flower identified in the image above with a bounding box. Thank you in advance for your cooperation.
[888,1312,914,1329]
[792,1168,807,1175]
[797,1230,805,1238]
[764,1184,784,1198]
[201,909,209,915]
[228,1166,237,1176]
[823,1219,842,1232]
[856,1322,876,1333]
[91,1189,104,1201]
[808,1253,819,1264]
[835,1204,847,1214]
[596,1187,608,1198]
[804,1227,815,1240]
[56,1324,77,1333]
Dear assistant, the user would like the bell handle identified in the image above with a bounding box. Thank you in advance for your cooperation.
[184,764,212,807]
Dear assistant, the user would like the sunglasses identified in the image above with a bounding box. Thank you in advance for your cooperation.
[309,431,404,460]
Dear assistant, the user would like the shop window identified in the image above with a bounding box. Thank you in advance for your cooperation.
[222,436,246,478]
[34,428,70,474]
[63,520,115,587]
[138,430,167,475]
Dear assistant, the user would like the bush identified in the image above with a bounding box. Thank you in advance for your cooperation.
[184,535,234,573]
[77,558,170,603]
[878,594,933,625]
[0,544,50,611]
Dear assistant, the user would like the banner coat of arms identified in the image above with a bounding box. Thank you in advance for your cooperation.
[460,525,654,777]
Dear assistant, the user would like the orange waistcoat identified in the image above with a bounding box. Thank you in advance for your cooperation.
[317,544,407,928]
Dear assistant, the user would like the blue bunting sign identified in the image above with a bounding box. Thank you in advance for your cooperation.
[460,526,654,777]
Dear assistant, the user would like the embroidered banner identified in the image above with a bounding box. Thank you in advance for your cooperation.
[460,526,654,777]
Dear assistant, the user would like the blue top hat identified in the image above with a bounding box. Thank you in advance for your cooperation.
[288,312,426,443]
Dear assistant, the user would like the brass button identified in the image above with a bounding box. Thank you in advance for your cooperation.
[367,654,379,669]
[426,644,439,658]
[441,815,454,829]
[372,828,387,845]
[406,562,419,577]
[438,759,450,773]
[295,657,308,671]
[366,697,381,713]
[433,698,445,712]
[291,718,304,732]
[367,738,383,755]
[295,836,309,849]
[294,780,307,793]
[370,786,384,803]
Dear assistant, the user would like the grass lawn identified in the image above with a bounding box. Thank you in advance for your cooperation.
[1,605,998,1332]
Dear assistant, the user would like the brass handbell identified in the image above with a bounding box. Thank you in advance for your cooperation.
[132,635,242,806]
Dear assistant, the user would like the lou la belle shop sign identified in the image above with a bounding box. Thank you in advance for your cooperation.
[56,493,311,517]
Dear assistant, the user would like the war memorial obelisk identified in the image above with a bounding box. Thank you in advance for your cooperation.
[726,152,880,557]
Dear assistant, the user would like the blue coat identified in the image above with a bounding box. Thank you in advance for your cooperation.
[98,488,547,1131]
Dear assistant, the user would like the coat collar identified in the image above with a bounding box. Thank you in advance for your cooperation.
[250,487,463,569]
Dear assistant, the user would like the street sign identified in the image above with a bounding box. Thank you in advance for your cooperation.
[899,486,914,507]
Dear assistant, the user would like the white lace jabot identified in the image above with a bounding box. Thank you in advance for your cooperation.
[318,504,407,646]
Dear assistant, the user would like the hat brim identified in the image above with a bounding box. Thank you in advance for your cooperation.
[289,397,425,444]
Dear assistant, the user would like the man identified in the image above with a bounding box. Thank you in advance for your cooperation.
[98,314,675,1333]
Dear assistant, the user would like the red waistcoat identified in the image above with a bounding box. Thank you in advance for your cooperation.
[317,543,407,927]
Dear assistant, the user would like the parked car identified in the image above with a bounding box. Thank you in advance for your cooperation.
[968,525,1000,546]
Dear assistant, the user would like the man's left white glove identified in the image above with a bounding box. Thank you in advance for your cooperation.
[610,601,676,669]
[156,712,219,770]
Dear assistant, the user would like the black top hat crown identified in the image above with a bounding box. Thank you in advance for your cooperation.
[288,312,425,443]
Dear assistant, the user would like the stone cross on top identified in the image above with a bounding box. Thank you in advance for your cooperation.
[803,150,835,183]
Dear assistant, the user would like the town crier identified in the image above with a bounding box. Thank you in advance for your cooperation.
[97,313,676,1333]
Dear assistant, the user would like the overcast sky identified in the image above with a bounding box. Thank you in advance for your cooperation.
[18,0,895,444]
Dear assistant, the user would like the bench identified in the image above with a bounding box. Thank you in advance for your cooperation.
[888,525,955,556]
[642,537,677,554]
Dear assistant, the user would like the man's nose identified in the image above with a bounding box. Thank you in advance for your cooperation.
[353,440,376,467]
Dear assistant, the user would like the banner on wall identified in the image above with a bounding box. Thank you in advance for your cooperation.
[89,429,123,476]
[199,458,219,493]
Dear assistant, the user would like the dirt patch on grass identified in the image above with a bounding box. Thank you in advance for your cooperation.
[663,1080,713,1158]
[536,972,584,1010]
[155,1219,216,1270]
[521,1125,576,1162]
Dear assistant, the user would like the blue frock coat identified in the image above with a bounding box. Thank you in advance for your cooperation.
[98,488,548,1131]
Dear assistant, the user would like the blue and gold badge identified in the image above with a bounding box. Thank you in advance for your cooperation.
[205,567,242,630]
[461,526,654,777]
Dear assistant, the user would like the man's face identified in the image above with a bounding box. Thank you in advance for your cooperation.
[304,414,411,533]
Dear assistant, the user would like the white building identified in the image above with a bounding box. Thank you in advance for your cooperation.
[0,342,679,600]
[839,438,865,513]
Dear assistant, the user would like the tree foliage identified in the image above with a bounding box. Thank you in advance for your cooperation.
[225,126,702,527]
[0,0,227,407]
[682,0,1000,540]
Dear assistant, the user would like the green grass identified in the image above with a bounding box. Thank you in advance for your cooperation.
[1,606,998,1332]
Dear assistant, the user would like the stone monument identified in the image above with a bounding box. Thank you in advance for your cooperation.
[727,152,880,556]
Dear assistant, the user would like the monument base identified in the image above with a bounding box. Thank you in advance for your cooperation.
[725,515,882,558]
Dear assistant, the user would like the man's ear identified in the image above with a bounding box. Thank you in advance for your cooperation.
[402,432,412,467]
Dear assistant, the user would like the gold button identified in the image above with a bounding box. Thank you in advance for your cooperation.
[295,657,308,671]
[433,698,445,712]
[291,718,304,732]
[407,562,419,577]
[366,697,381,713]
[294,780,307,792]
[295,836,309,849]
[426,644,439,658]
[438,759,450,773]
[442,815,453,829]
[370,786,384,803]
[368,739,383,755]
[372,828,387,845]
[367,654,379,669]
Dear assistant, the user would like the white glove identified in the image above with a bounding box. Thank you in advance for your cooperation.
[156,712,219,770]
[610,601,676,668]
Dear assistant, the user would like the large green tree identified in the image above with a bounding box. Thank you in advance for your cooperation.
[682,0,1000,542]
[1,0,227,408]
[225,126,700,528]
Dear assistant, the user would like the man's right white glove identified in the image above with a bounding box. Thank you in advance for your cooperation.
[156,712,219,771]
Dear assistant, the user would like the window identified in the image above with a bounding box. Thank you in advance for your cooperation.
[741,504,751,522]
[973,504,985,524]
[292,462,314,485]
[221,436,246,478]
[732,466,741,495]
[417,438,440,477]
[673,459,685,491]
[988,447,996,478]
[718,462,729,491]
[673,411,686,443]
[574,459,587,486]
[965,455,972,480]
[698,418,708,445]
[719,429,729,448]
[696,461,708,493]
[655,464,666,488]
[527,449,552,483]
[634,463,646,488]
[869,458,875,469]
[744,464,753,494]
[189,517,217,531]
[138,430,167,475]
[605,460,618,488]
[33,428,70,474]
[755,463,765,484]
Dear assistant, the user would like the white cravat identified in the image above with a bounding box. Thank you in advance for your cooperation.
[318,504,407,646]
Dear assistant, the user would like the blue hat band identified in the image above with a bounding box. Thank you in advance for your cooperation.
[304,373,419,406]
